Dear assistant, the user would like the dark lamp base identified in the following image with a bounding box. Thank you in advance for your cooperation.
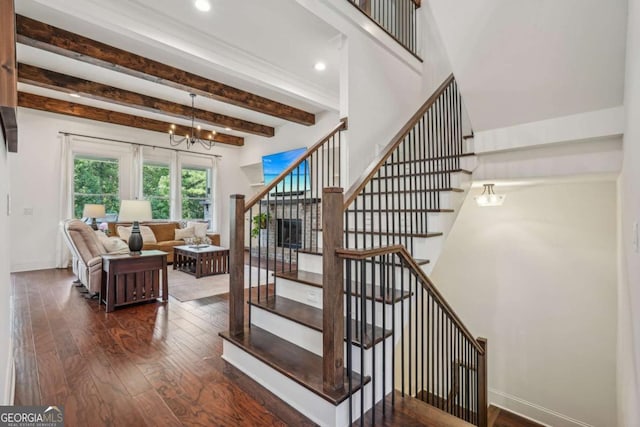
[128,220,144,255]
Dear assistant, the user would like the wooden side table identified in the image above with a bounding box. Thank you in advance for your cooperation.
[101,250,168,312]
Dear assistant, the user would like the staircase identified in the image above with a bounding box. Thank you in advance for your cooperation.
[220,75,487,426]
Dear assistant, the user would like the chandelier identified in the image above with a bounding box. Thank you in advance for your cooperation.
[168,93,216,150]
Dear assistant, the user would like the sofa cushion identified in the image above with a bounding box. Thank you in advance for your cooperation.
[175,226,195,240]
[148,222,179,242]
[95,231,129,254]
[117,225,157,243]
[187,221,208,238]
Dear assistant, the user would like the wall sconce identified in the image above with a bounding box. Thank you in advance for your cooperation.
[475,184,505,207]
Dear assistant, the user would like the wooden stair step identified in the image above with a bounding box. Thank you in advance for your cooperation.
[357,187,464,196]
[296,249,430,267]
[357,390,475,426]
[220,326,370,405]
[371,168,472,180]
[463,134,474,140]
[275,270,412,303]
[383,152,476,165]
[297,248,322,256]
[416,390,478,425]
[249,295,392,349]
[345,229,443,238]
[347,208,454,213]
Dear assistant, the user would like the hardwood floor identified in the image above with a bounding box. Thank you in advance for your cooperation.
[12,268,544,427]
[12,268,314,427]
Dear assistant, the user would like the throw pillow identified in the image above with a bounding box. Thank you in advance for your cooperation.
[139,226,157,243]
[175,226,196,240]
[187,221,208,238]
[117,225,131,241]
[184,236,212,245]
[117,225,157,243]
[104,237,130,254]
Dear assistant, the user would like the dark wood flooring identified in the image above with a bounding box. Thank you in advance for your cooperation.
[11,268,543,427]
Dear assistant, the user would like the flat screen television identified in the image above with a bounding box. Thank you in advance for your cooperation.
[262,147,309,195]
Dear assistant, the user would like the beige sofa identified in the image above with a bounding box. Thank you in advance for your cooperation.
[106,221,220,263]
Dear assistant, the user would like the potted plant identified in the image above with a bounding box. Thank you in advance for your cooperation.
[251,212,271,238]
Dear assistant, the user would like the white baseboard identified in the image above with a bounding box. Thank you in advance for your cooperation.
[10,260,57,273]
[489,389,593,427]
[4,341,14,405]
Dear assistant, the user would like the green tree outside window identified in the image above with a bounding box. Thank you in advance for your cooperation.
[181,167,209,220]
[143,163,170,219]
[73,157,119,219]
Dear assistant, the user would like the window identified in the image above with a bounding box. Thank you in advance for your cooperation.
[143,163,170,219]
[181,166,210,220]
[73,156,119,219]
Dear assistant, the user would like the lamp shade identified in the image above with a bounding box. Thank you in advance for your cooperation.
[118,200,152,222]
[82,204,106,218]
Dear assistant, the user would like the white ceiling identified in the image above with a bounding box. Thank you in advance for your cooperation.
[428,0,628,131]
[15,0,342,137]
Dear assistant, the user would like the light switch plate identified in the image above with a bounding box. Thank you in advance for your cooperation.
[633,221,639,253]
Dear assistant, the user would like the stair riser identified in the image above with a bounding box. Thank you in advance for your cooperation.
[298,252,323,275]
[276,277,324,308]
[346,211,453,233]
[251,304,396,379]
[367,171,470,189]
[348,295,411,330]
[222,340,367,427]
[464,138,474,153]
[351,190,463,211]
[346,233,444,260]
[459,155,477,171]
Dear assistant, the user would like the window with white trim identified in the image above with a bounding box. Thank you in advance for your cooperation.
[143,162,171,219]
[73,156,120,219]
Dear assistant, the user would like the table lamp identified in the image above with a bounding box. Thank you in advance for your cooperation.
[82,204,106,230]
[118,200,152,255]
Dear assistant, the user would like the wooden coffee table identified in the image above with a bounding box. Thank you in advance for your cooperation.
[101,250,168,312]
[173,245,229,278]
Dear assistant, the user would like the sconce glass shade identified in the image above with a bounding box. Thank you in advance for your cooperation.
[475,184,505,207]
[118,200,152,254]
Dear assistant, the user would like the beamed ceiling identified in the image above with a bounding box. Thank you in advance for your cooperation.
[15,0,342,147]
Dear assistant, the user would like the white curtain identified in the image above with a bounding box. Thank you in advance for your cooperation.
[170,151,181,220]
[210,156,220,232]
[55,134,73,268]
[131,144,143,199]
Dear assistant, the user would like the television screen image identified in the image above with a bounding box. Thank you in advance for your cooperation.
[262,147,310,194]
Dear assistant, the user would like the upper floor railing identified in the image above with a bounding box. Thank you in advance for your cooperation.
[347,0,421,59]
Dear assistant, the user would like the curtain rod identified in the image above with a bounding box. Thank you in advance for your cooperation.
[57,131,222,158]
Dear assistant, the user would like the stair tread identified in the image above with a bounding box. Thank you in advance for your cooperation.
[357,187,464,195]
[275,270,413,303]
[297,250,430,266]
[345,229,443,238]
[347,208,454,213]
[371,168,472,180]
[249,295,392,349]
[383,152,475,165]
[220,326,369,405]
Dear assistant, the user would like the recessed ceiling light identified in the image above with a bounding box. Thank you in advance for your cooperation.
[195,0,211,12]
[69,93,81,98]
[314,62,327,71]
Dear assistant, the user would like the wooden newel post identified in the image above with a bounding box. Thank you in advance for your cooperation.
[477,337,488,427]
[229,194,245,336]
[322,187,345,393]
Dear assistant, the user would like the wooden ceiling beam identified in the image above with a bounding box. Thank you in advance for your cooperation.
[18,92,244,146]
[18,63,274,137]
[16,15,316,126]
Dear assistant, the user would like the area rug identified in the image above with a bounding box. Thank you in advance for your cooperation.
[167,265,269,302]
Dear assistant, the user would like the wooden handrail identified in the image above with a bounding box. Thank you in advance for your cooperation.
[336,244,485,354]
[244,118,347,212]
[343,74,455,209]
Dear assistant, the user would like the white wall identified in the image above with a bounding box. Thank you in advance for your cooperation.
[431,181,617,427]
[297,0,454,188]
[619,0,640,425]
[0,132,12,404]
[9,108,248,271]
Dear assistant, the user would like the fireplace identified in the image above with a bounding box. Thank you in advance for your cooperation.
[277,219,302,249]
